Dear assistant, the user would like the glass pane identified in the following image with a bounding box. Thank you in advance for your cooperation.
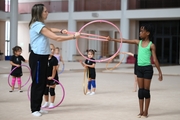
[164,38,170,63]
[156,23,163,35]
[155,38,162,63]
[128,0,180,9]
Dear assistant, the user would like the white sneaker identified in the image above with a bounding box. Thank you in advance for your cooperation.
[90,92,95,95]
[86,91,91,95]
[42,102,49,108]
[39,109,48,114]
[48,103,54,108]
[32,111,42,117]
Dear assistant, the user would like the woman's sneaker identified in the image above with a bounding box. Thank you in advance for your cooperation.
[32,111,42,117]
[39,109,48,114]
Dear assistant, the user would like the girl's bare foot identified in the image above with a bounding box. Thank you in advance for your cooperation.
[142,112,148,118]
[137,112,143,118]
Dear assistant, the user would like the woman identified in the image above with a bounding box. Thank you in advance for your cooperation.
[29,4,80,117]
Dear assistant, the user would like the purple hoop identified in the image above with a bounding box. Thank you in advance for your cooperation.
[8,64,31,89]
[59,64,65,74]
[27,79,65,109]
[76,20,123,62]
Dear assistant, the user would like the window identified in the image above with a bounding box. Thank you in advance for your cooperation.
[5,21,10,56]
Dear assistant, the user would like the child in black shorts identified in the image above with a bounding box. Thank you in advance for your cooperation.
[9,46,28,92]
[42,44,59,108]
[122,52,138,92]
[80,49,96,95]
[109,24,163,118]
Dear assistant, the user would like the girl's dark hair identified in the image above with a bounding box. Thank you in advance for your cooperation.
[12,46,22,55]
[86,49,97,55]
[141,24,154,41]
[55,47,60,50]
[29,4,45,27]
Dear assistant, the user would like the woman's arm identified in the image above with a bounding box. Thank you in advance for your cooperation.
[41,27,80,42]
[48,28,67,34]
[151,44,163,81]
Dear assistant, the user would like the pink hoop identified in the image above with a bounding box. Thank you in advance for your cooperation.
[27,79,65,109]
[68,31,108,41]
[8,64,31,89]
[76,20,123,63]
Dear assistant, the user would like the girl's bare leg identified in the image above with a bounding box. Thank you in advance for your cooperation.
[137,77,144,116]
[10,76,16,92]
[143,79,151,117]
[134,75,138,92]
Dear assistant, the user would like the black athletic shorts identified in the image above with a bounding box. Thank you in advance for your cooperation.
[136,65,153,79]
[89,73,96,79]
[46,79,59,85]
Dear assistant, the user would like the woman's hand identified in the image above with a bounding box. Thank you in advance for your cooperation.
[62,29,68,34]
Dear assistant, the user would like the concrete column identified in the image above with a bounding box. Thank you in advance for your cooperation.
[62,0,77,61]
[108,31,115,55]
[120,0,129,63]
[10,0,18,56]
[95,30,101,59]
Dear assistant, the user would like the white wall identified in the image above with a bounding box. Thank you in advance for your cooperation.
[18,23,30,59]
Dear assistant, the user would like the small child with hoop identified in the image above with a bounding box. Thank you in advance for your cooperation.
[42,44,59,108]
[9,46,28,92]
[80,49,96,95]
[54,47,64,72]
[122,52,138,92]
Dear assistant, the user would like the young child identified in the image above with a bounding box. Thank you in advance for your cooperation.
[80,49,96,95]
[9,46,28,92]
[109,24,163,118]
[54,47,64,71]
[42,44,59,108]
[122,52,138,92]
